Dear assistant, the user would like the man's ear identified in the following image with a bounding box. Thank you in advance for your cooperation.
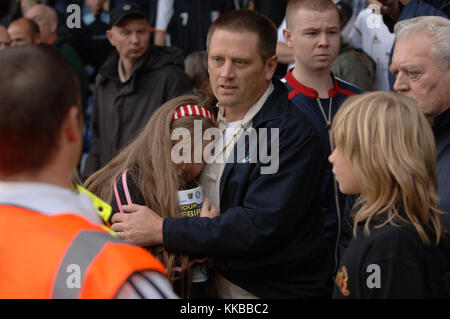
[106,29,115,46]
[283,28,293,48]
[33,33,41,44]
[63,106,83,143]
[264,54,278,81]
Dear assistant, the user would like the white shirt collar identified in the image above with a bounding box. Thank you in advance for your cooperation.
[0,182,102,225]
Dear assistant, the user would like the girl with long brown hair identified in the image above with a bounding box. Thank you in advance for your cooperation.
[84,94,219,297]
[329,91,448,298]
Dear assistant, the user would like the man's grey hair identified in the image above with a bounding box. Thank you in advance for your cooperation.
[394,16,450,69]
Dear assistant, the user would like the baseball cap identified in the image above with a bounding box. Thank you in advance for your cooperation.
[109,2,148,28]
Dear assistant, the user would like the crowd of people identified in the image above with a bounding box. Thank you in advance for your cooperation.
[0,0,449,299]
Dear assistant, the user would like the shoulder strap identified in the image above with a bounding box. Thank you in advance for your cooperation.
[113,169,133,213]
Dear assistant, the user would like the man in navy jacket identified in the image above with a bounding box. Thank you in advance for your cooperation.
[111,9,334,298]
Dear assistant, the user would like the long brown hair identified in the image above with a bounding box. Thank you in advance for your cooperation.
[84,94,216,295]
[331,91,445,245]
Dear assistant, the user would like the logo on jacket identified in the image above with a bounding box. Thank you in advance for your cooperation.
[336,265,350,296]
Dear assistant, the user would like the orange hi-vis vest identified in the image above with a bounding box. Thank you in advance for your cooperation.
[0,205,167,299]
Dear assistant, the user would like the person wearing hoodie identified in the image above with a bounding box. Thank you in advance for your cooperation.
[83,2,192,178]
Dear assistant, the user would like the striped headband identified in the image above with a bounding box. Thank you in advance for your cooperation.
[172,104,215,122]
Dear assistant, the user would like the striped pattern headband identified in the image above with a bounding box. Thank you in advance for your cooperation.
[172,104,215,122]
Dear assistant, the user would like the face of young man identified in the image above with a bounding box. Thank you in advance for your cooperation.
[284,8,340,73]
[328,147,361,195]
[390,31,450,121]
[207,29,276,114]
[107,18,150,63]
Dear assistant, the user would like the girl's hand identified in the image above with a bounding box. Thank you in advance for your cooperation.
[200,198,219,218]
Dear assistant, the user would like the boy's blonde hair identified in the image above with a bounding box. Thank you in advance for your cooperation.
[331,91,445,245]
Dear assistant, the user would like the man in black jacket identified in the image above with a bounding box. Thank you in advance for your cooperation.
[390,15,450,296]
[111,9,334,298]
[83,2,192,178]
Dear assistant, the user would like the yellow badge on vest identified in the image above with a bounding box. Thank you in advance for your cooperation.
[76,185,115,236]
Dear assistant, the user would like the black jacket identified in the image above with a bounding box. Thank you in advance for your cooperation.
[163,79,334,298]
[333,215,448,299]
[433,107,450,222]
[84,45,192,178]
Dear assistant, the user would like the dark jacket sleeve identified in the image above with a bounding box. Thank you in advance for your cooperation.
[83,84,101,179]
[162,114,324,257]
[161,64,193,100]
[110,172,146,224]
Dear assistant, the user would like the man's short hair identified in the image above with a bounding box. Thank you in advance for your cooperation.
[10,17,40,36]
[0,45,80,175]
[395,16,450,70]
[206,9,277,62]
[24,17,40,35]
[285,0,340,29]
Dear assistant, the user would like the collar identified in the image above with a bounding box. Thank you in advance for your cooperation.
[0,182,102,225]
[216,82,274,130]
[118,58,128,83]
[433,107,450,132]
[284,70,339,99]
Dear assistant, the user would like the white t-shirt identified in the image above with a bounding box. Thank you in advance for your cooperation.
[347,8,395,91]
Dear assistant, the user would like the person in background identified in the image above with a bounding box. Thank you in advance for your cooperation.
[346,4,395,91]
[83,1,192,179]
[281,0,361,276]
[184,50,215,106]
[0,26,11,49]
[331,0,377,92]
[26,4,89,114]
[7,17,40,46]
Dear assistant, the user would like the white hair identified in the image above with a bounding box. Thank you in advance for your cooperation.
[394,16,450,69]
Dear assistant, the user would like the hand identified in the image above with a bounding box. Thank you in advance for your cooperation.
[200,198,219,218]
[111,204,163,246]
[367,0,400,19]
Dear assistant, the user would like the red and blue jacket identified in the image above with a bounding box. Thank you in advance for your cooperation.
[282,70,361,268]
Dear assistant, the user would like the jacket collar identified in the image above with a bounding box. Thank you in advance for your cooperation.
[98,45,185,84]
[219,78,291,198]
[251,78,292,128]
[284,70,340,99]
[433,106,450,133]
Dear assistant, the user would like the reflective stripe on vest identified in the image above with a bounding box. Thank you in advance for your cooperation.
[52,230,122,298]
[0,205,167,299]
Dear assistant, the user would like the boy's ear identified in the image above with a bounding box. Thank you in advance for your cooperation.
[283,28,293,48]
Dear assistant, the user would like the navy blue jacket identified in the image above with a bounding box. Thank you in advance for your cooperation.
[282,71,360,267]
[163,79,334,298]
[434,107,450,221]
[433,106,450,296]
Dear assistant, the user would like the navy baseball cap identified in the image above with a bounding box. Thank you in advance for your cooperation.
[109,2,148,28]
